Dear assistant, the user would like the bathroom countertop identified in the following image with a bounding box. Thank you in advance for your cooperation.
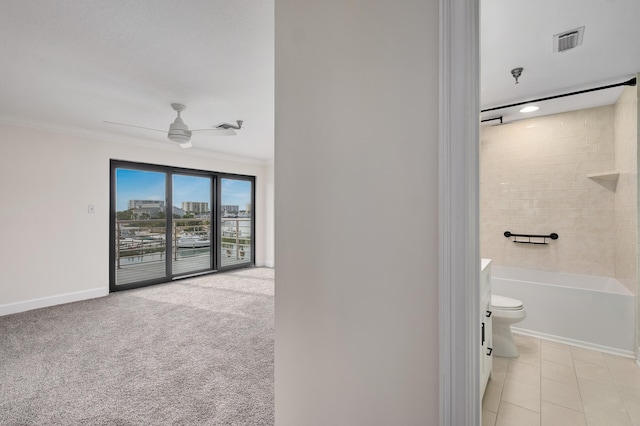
[481,258,492,272]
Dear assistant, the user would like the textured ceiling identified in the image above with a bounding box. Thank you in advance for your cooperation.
[0,1,638,159]
[0,1,274,160]
[480,0,640,123]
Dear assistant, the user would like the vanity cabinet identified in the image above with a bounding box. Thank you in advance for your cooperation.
[480,258,493,397]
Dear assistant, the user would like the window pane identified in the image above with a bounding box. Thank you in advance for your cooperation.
[221,178,252,267]
[114,169,167,285]
[172,174,212,275]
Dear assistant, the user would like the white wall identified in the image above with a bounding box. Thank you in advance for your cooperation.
[275,0,440,424]
[0,122,274,313]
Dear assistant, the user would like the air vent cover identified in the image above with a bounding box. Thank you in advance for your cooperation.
[554,26,585,52]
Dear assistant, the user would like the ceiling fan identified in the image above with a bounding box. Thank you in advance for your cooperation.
[104,103,243,149]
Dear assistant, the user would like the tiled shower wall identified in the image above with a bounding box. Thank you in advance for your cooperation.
[480,106,617,277]
[613,85,638,295]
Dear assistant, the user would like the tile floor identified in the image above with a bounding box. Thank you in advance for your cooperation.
[482,334,640,426]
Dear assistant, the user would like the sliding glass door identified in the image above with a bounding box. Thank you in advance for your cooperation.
[110,161,255,291]
[112,168,169,286]
[220,177,254,268]
[172,174,213,275]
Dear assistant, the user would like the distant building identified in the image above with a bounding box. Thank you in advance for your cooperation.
[128,199,165,210]
[127,200,166,219]
[172,206,186,217]
[222,205,239,216]
[182,201,209,214]
[131,206,163,218]
[246,203,252,214]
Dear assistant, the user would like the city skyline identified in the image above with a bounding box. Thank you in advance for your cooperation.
[116,169,252,213]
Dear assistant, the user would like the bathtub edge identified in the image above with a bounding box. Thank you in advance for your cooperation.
[511,328,635,359]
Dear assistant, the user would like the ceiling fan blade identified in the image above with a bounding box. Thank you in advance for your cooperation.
[103,121,166,133]
[179,141,192,149]
[191,128,237,136]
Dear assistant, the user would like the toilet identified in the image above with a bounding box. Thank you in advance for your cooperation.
[491,294,526,358]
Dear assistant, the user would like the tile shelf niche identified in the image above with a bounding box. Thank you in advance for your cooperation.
[586,171,619,191]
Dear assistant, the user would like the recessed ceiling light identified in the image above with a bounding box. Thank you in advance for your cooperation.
[520,105,539,113]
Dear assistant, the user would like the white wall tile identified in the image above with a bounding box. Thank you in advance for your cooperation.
[481,100,638,292]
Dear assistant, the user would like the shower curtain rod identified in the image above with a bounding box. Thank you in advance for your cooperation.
[481,77,637,113]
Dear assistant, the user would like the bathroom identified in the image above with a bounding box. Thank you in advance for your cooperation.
[480,80,639,358]
[479,79,640,424]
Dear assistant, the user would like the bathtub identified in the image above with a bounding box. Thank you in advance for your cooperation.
[491,265,635,356]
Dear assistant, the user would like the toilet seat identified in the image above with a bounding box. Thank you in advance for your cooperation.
[492,294,523,310]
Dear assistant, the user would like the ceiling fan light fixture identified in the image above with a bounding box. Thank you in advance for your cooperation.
[168,111,192,144]
[168,127,192,144]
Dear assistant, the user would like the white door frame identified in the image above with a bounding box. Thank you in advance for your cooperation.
[439,0,481,425]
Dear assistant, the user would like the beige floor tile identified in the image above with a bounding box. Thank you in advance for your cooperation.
[604,354,639,371]
[493,355,509,370]
[605,355,640,383]
[616,380,640,400]
[541,339,573,352]
[490,356,509,386]
[482,409,497,426]
[501,377,541,413]
[516,350,542,368]
[623,403,640,426]
[496,401,540,426]
[493,356,509,376]
[578,378,620,406]
[513,335,541,358]
[617,381,640,426]
[541,401,586,426]
[579,377,633,426]
[541,359,578,387]
[573,359,614,386]
[541,378,583,412]
[506,360,541,387]
[583,405,633,426]
[569,346,606,367]
[491,337,638,426]
[489,369,506,387]
[541,345,573,367]
[483,381,503,414]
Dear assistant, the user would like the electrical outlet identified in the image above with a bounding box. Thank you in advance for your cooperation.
[88,204,95,214]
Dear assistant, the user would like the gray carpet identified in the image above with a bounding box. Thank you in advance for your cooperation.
[0,267,274,425]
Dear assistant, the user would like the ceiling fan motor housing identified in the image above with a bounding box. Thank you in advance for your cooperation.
[168,116,192,144]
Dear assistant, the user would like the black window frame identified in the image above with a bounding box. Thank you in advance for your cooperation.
[109,159,256,292]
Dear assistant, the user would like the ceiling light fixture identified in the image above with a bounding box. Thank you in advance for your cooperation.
[520,105,539,113]
[511,67,523,84]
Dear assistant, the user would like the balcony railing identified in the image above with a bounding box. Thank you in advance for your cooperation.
[114,217,252,285]
[221,218,252,267]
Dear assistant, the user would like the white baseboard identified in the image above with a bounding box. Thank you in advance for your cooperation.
[0,287,109,317]
[512,327,635,359]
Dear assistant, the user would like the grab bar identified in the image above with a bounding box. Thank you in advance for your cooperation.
[504,231,558,245]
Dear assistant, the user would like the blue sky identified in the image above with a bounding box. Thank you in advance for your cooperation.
[116,169,251,212]
[221,178,252,207]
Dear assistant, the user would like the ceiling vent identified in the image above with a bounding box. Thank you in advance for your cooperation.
[554,26,585,52]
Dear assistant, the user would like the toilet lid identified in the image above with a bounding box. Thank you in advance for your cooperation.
[491,294,523,310]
